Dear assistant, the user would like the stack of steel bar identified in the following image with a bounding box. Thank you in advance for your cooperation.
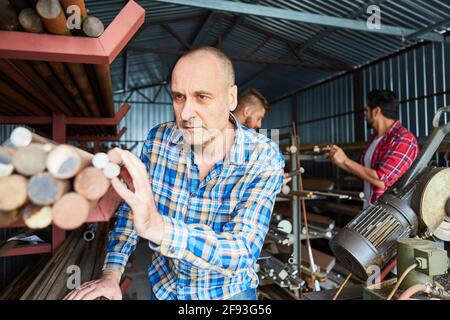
[0,222,109,300]
[0,127,122,230]
[0,0,115,136]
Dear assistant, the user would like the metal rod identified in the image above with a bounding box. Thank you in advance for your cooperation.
[52,192,90,230]
[0,174,28,211]
[18,8,44,33]
[292,123,320,292]
[36,0,70,35]
[0,0,20,31]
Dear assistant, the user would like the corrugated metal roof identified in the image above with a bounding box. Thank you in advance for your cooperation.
[84,0,450,103]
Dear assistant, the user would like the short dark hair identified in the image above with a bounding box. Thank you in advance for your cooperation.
[367,90,399,119]
[235,88,270,113]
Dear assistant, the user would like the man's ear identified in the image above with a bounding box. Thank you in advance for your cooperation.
[229,85,238,112]
[243,106,251,117]
[374,106,382,118]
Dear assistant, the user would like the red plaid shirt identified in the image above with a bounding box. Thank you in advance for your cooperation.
[360,121,419,204]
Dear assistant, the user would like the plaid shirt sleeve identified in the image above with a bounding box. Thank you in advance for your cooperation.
[102,144,151,273]
[149,160,284,277]
[372,133,418,201]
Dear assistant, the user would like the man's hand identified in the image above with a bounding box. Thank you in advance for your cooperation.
[329,145,349,169]
[109,148,164,244]
[63,269,122,300]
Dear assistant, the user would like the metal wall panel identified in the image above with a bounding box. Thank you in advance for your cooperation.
[362,41,450,141]
[115,85,175,155]
[266,40,449,146]
[297,74,355,145]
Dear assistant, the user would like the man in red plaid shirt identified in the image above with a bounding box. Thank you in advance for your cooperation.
[329,90,419,208]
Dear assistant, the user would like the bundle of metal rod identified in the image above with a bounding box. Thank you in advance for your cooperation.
[80,16,116,119]
[0,128,121,229]
[0,256,50,300]
[13,223,109,300]
[0,0,115,136]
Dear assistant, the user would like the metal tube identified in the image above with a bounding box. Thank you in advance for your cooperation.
[29,61,79,115]
[18,8,44,33]
[48,62,90,117]
[66,63,101,117]
[8,60,74,115]
[36,0,70,35]
[0,78,47,115]
[94,64,116,117]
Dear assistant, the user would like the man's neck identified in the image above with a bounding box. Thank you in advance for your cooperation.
[193,120,236,166]
[375,117,396,137]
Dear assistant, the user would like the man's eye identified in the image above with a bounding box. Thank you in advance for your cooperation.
[198,95,208,100]
[174,94,184,101]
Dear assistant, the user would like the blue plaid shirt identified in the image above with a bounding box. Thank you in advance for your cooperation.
[103,114,284,300]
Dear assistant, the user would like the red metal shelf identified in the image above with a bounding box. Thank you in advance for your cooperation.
[0,244,52,258]
[0,1,144,258]
[0,1,145,64]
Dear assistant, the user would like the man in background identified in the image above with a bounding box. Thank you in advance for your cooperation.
[232,88,270,130]
[329,90,419,208]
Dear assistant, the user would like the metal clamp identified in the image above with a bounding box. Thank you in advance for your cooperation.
[432,105,450,131]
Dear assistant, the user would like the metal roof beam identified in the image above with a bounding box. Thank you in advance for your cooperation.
[214,0,260,49]
[297,0,390,54]
[239,19,353,70]
[404,17,450,42]
[161,23,192,50]
[190,12,218,48]
[247,35,271,58]
[127,46,341,70]
[154,0,444,42]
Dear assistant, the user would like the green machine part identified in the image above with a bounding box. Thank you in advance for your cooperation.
[397,238,448,290]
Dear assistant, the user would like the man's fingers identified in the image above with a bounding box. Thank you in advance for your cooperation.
[79,287,106,300]
[65,286,96,300]
[73,286,99,300]
[63,289,78,300]
[120,167,135,191]
[63,281,95,300]
[111,177,135,204]
[121,152,147,193]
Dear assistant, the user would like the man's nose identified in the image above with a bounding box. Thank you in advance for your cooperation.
[181,99,196,121]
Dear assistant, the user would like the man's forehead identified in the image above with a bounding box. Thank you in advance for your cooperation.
[172,53,230,87]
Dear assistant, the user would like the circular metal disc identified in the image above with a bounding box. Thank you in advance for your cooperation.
[420,168,450,239]
[278,220,293,234]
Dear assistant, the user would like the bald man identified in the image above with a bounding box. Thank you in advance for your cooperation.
[64,47,284,300]
[233,88,270,130]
